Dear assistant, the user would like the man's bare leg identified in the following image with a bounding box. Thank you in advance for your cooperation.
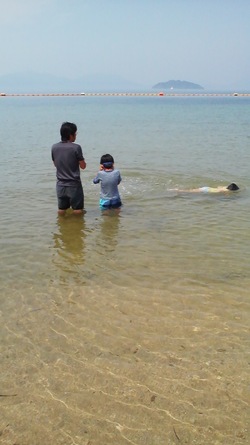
[58,209,66,215]
[72,209,86,215]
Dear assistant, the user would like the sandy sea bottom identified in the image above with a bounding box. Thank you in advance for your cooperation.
[1,277,249,445]
[1,95,250,444]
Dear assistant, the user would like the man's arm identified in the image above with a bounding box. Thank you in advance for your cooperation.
[75,144,86,170]
[79,159,86,170]
[51,149,56,166]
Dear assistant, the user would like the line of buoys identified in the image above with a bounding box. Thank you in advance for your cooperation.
[1,92,250,97]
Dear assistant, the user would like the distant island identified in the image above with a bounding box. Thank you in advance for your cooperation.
[153,80,204,90]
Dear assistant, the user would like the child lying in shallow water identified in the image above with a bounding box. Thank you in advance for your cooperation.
[171,183,240,193]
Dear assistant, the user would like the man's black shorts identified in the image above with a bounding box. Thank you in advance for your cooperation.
[56,184,84,210]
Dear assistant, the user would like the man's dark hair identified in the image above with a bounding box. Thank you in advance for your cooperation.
[227,183,239,191]
[100,154,114,165]
[60,122,77,141]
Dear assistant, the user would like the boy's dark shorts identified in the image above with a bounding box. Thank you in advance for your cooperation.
[56,184,84,210]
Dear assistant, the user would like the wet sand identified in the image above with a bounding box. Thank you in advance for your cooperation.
[1,283,249,444]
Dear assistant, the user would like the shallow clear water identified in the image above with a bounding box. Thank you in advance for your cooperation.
[1,96,249,444]
[1,96,250,290]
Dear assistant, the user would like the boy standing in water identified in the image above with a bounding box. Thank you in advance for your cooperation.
[93,154,122,209]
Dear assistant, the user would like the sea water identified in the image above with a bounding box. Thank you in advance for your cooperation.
[0,95,249,444]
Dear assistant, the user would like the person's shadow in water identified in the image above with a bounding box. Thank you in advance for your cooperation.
[52,214,86,284]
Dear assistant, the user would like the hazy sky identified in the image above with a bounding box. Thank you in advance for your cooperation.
[1,0,249,90]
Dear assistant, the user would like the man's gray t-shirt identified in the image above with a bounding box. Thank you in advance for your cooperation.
[51,141,84,186]
[93,169,122,200]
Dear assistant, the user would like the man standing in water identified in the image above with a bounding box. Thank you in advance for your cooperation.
[51,122,86,215]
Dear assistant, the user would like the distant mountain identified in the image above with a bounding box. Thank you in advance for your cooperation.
[153,80,204,90]
[0,71,142,93]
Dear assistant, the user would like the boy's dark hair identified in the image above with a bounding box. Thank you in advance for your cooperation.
[227,183,239,191]
[60,122,77,141]
[100,154,114,165]
[100,153,114,168]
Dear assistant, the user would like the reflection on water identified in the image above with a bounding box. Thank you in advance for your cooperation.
[51,211,122,286]
[52,214,86,284]
[97,209,121,253]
